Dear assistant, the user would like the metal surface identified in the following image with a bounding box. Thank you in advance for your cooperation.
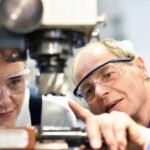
[0,0,43,33]
[0,125,109,149]
[37,73,68,95]
[37,127,90,148]
[27,29,86,95]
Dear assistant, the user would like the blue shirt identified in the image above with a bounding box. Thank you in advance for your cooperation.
[146,122,150,150]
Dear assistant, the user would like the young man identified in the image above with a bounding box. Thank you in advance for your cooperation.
[0,48,77,127]
[69,39,150,149]
[0,27,77,127]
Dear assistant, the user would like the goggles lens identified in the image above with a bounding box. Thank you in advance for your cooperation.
[73,57,133,101]
[0,68,30,95]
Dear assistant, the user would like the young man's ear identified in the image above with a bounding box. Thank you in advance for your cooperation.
[132,57,148,79]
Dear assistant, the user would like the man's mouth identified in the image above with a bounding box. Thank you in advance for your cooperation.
[0,110,14,119]
[105,99,123,113]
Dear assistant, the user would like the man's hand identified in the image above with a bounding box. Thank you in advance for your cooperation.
[69,100,150,150]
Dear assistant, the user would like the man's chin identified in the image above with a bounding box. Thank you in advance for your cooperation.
[0,120,16,127]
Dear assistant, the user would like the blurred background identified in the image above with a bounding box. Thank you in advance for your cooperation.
[99,0,150,67]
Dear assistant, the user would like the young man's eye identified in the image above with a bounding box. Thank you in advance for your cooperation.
[8,76,24,89]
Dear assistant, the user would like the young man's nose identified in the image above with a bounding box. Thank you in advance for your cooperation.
[0,86,11,106]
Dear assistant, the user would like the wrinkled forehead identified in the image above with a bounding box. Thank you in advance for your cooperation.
[74,43,118,83]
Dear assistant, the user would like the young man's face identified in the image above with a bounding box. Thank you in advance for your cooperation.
[0,60,27,127]
[74,44,148,123]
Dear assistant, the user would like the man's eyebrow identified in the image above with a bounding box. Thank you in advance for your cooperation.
[83,64,112,80]
[8,74,24,79]
[97,63,114,71]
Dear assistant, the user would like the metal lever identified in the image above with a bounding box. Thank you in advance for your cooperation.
[37,127,90,147]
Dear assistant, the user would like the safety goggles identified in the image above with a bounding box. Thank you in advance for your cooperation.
[0,68,30,96]
[73,57,133,101]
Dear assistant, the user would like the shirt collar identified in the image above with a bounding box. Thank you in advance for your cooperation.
[15,88,31,126]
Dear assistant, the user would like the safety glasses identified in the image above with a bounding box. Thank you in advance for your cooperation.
[0,68,30,96]
[73,57,133,100]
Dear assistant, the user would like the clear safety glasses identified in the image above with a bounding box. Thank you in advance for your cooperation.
[0,68,30,96]
[73,57,133,102]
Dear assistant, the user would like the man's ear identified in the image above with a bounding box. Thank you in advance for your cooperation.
[132,57,148,79]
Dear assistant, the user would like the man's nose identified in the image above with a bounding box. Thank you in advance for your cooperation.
[0,86,11,106]
[94,83,109,99]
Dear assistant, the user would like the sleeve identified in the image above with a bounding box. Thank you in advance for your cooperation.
[146,143,150,150]
[41,94,77,127]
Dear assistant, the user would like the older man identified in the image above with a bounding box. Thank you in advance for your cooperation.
[69,39,150,150]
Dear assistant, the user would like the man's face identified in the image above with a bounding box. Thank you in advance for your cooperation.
[0,60,26,127]
[74,44,148,121]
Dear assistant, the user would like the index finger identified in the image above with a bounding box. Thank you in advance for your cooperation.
[69,100,103,149]
[68,100,93,122]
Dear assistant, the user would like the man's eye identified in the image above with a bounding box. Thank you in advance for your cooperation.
[8,77,23,89]
[104,72,112,78]
[83,85,94,101]
[103,71,116,80]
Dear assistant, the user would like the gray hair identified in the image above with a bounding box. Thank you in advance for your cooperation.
[66,38,150,94]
